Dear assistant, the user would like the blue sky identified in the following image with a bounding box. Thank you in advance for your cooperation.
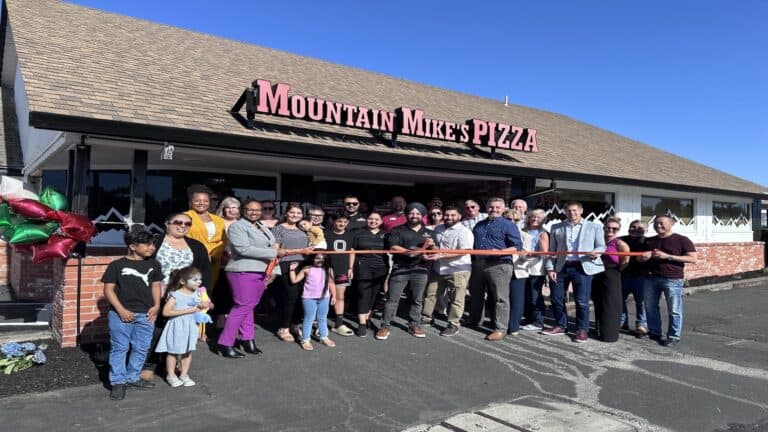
[69,0,768,188]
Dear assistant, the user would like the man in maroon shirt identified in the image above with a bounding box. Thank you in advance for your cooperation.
[638,215,697,347]
[382,195,407,233]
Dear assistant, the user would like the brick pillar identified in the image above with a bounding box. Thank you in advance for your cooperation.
[0,240,8,287]
[9,249,61,301]
[52,256,117,347]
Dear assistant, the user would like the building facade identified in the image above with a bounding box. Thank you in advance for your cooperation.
[0,0,764,346]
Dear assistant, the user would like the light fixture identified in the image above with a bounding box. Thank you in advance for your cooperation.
[160,142,175,160]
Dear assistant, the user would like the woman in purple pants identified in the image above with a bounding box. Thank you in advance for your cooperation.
[217,199,279,358]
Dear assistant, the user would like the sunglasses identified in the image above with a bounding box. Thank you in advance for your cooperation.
[604,226,620,232]
[344,202,359,206]
[629,227,645,231]
[465,205,477,209]
[169,220,192,227]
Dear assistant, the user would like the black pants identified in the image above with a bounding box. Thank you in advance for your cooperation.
[356,276,386,315]
[278,261,303,328]
[592,266,622,342]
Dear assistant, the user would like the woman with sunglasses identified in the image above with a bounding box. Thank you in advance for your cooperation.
[591,216,630,342]
[259,201,279,228]
[425,207,443,230]
[143,212,212,378]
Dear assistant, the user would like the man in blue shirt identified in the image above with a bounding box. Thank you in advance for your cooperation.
[543,201,606,343]
[467,197,523,341]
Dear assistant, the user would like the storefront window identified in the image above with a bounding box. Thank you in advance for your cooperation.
[712,201,751,227]
[532,189,615,224]
[641,195,694,226]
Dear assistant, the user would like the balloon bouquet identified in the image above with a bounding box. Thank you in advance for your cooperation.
[0,186,96,263]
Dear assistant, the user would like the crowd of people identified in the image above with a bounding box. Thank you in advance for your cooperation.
[101,185,697,400]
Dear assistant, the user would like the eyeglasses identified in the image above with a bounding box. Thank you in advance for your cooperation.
[309,214,324,218]
[604,227,620,232]
[344,202,359,206]
[169,220,192,227]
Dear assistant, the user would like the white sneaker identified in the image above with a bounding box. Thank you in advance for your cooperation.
[521,324,543,331]
[179,375,196,387]
[167,375,183,388]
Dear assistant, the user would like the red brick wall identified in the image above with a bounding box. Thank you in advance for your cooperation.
[0,240,8,287]
[9,249,61,301]
[685,242,765,280]
[53,255,116,348]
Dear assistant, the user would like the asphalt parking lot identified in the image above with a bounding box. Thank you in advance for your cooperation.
[1,284,767,432]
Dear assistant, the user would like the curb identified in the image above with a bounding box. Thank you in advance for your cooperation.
[684,275,768,296]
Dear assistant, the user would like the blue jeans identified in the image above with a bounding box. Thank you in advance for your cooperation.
[524,276,546,327]
[621,274,647,329]
[550,263,593,331]
[643,277,684,340]
[108,310,154,385]
[507,276,526,333]
[302,297,330,342]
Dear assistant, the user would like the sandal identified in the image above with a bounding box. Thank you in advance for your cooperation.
[320,338,336,348]
[277,328,294,342]
[300,340,314,351]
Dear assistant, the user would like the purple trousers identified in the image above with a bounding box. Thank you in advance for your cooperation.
[218,272,267,347]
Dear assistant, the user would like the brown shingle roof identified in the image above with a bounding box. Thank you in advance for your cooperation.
[5,0,766,195]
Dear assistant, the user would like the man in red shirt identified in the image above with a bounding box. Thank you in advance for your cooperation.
[382,195,407,233]
[638,215,697,347]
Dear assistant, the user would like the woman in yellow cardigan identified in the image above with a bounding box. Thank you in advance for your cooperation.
[184,185,227,290]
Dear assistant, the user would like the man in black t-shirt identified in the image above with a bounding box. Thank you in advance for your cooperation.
[638,215,697,347]
[327,215,354,336]
[619,220,649,336]
[102,228,163,400]
[342,195,368,232]
[375,202,435,340]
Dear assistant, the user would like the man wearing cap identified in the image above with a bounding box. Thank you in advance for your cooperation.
[467,197,523,341]
[376,202,436,340]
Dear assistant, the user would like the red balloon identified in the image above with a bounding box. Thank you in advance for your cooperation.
[49,211,96,242]
[7,199,53,220]
[31,235,78,263]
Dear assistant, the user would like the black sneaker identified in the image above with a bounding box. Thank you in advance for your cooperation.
[356,324,367,338]
[127,379,155,390]
[440,324,459,337]
[110,384,126,401]
[649,333,663,342]
[664,338,680,347]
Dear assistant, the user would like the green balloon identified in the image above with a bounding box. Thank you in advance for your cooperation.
[39,187,69,211]
[0,203,11,227]
[7,223,56,245]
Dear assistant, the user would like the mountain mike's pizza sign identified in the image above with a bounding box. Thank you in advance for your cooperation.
[231,79,539,152]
